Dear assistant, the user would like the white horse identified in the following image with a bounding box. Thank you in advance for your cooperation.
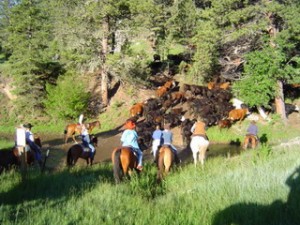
[190,136,209,167]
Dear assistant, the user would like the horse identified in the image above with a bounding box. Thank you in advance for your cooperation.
[156,145,175,181]
[111,147,140,183]
[64,120,101,143]
[66,135,98,166]
[243,134,258,149]
[64,123,82,143]
[190,135,210,167]
[0,148,20,174]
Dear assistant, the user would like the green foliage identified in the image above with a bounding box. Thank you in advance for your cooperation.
[44,72,90,120]
[252,144,273,165]
[128,164,166,199]
[189,21,221,84]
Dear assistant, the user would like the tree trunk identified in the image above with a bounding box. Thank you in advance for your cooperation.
[100,16,109,106]
[266,5,286,122]
[275,80,287,122]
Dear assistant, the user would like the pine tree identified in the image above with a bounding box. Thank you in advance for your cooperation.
[4,0,54,115]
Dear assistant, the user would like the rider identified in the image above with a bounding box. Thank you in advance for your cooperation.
[161,124,180,164]
[246,120,259,140]
[23,123,43,167]
[151,124,162,159]
[190,119,209,140]
[120,119,143,171]
[81,123,96,159]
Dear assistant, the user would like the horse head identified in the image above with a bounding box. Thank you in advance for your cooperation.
[90,135,98,147]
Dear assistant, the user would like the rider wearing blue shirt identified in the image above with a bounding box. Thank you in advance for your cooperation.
[161,124,180,164]
[121,119,143,170]
[24,123,42,167]
[81,124,95,159]
[152,125,162,158]
[246,120,258,139]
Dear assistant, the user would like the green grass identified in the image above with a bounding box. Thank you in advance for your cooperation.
[1,145,300,225]
[207,119,300,145]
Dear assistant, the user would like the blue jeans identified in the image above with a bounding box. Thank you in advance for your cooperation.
[82,135,95,153]
[27,141,42,162]
[132,147,143,166]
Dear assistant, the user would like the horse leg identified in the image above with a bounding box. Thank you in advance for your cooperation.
[193,151,198,167]
[243,138,249,150]
[124,166,131,180]
[251,137,256,149]
[199,146,207,167]
[72,134,78,144]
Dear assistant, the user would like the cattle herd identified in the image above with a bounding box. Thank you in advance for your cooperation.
[127,78,299,149]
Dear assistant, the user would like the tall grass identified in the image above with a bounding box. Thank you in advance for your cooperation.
[1,145,300,225]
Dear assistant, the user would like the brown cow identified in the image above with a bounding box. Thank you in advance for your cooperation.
[218,119,232,129]
[156,86,168,98]
[228,108,249,123]
[169,91,185,103]
[207,82,216,90]
[130,102,144,117]
[208,81,230,90]
[163,80,176,90]
[219,82,230,90]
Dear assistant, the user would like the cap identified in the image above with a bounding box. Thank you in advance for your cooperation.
[125,120,136,130]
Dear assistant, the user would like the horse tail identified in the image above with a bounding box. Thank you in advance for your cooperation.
[66,148,73,166]
[113,148,122,183]
[157,148,165,182]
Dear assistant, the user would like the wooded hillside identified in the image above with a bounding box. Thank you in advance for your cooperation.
[0,0,300,124]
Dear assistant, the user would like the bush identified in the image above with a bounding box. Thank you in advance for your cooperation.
[44,72,90,121]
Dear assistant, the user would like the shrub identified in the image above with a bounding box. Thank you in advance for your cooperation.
[44,72,90,121]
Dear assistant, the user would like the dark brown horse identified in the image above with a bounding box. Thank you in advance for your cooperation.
[66,135,98,166]
[64,120,101,143]
[243,134,258,149]
[156,145,175,181]
[0,148,20,174]
[0,136,42,174]
[111,147,139,183]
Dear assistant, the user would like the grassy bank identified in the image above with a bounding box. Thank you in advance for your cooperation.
[1,145,300,225]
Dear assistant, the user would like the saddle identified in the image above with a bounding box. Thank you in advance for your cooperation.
[192,134,209,141]
[246,134,259,141]
[122,146,138,157]
[80,144,91,152]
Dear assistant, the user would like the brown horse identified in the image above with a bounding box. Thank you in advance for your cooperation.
[0,136,42,174]
[86,120,101,134]
[64,120,101,143]
[66,135,98,166]
[243,134,258,149]
[156,145,175,181]
[111,147,140,183]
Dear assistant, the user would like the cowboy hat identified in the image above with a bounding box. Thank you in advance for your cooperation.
[23,123,33,128]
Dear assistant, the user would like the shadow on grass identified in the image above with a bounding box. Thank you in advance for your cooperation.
[0,165,115,205]
[212,166,300,225]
